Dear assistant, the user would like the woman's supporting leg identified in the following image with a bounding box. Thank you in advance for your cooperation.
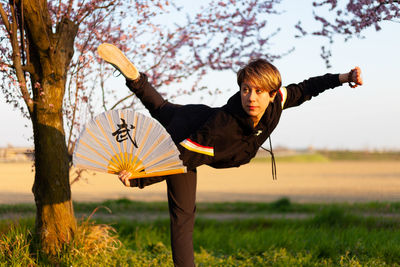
[166,170,197,267]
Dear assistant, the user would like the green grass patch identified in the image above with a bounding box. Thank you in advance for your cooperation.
[71,198,400,215]
[74,198,170,214]
[0,203,36,214]
[2,211,399,266]
[2,198,400,215]
[2,200,400,266]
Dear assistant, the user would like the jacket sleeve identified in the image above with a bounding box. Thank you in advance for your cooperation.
[177,120,216,170]
[281,73,341,109]
[125,73,167,114]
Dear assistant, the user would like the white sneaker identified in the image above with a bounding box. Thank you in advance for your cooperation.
[97,43,139,80]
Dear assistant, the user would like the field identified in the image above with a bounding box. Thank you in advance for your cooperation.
[1,156,400,265]
[1,157,400,204]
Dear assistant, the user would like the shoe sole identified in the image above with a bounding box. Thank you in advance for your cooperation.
[97,43,139,80]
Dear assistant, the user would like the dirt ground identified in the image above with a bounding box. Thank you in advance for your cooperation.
[1,161,399,204]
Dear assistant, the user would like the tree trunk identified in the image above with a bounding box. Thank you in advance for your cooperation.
[19,0,80,254]
[31,78,77,255]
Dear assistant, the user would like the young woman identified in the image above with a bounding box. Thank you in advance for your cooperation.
[98,43,363,267]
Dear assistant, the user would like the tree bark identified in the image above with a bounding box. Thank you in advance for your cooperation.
[31,79,77,255]
[30,60,78,254]
[18,0,80,254]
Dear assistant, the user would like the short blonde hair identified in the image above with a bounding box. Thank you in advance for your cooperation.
[237,59,281,93]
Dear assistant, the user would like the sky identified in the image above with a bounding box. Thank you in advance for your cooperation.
[1,1,399,150]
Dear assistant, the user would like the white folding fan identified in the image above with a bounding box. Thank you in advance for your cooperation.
[73,109,186,179]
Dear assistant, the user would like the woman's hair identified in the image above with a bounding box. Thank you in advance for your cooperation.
[237,59,281,93]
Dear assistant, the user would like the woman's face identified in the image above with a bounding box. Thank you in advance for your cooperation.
[240,79,276,126]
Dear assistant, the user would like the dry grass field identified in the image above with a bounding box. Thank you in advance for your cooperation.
[1,160,399,204]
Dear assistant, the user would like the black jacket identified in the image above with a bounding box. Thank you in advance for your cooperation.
[127,73,341,170]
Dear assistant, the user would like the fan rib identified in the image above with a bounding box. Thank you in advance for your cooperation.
[95,119,123,167]
[120,111,128,153]
[145,160,184,173]
[74,164,105,173]
[108,153,123,173]
[107,112,125,159]
[108,153,122,173]
[107,152,143,174]
[79,139,109,162]
[131,121,153,172]
[136,149,176,173]
[86,128,113,158]
[107,157,122,170]
[122,152,133,172]
[75,152,108,169]
[140,133,167,163]
[106,113,125,163]
[129,113,139,155]
[128,152,142,171]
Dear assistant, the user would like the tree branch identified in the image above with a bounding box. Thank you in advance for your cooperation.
[55,0,62,23]
[17,0,27,66]
[0,58,34,72]
[0,60,13,69]
[22,0,52,52]
[76,2,116,25]
[99,63,109,111]
[67,72,81,152]
[110,93,134,110]
[9,2,33,113]
[67,0,74,16]
[0,2,11,34]
[145,28,190,73]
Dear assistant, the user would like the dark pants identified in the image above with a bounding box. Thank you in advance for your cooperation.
[132,166,197,267]
[127,78,198,266]
[167,170,197,267]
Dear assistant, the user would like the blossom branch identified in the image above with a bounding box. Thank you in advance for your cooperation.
[76,1,116,25]
[99,63,111,111]
[110,93,135,110]
[67,0,74,16]
[0,2,11,34]
[66,70,82,153]
[306,0,400,66]
[145,28,190,73]
[9,2,33,112]
[0,60,13,69]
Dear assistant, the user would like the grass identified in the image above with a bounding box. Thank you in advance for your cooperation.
[1,199,400,266]
[3,198,400,215]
